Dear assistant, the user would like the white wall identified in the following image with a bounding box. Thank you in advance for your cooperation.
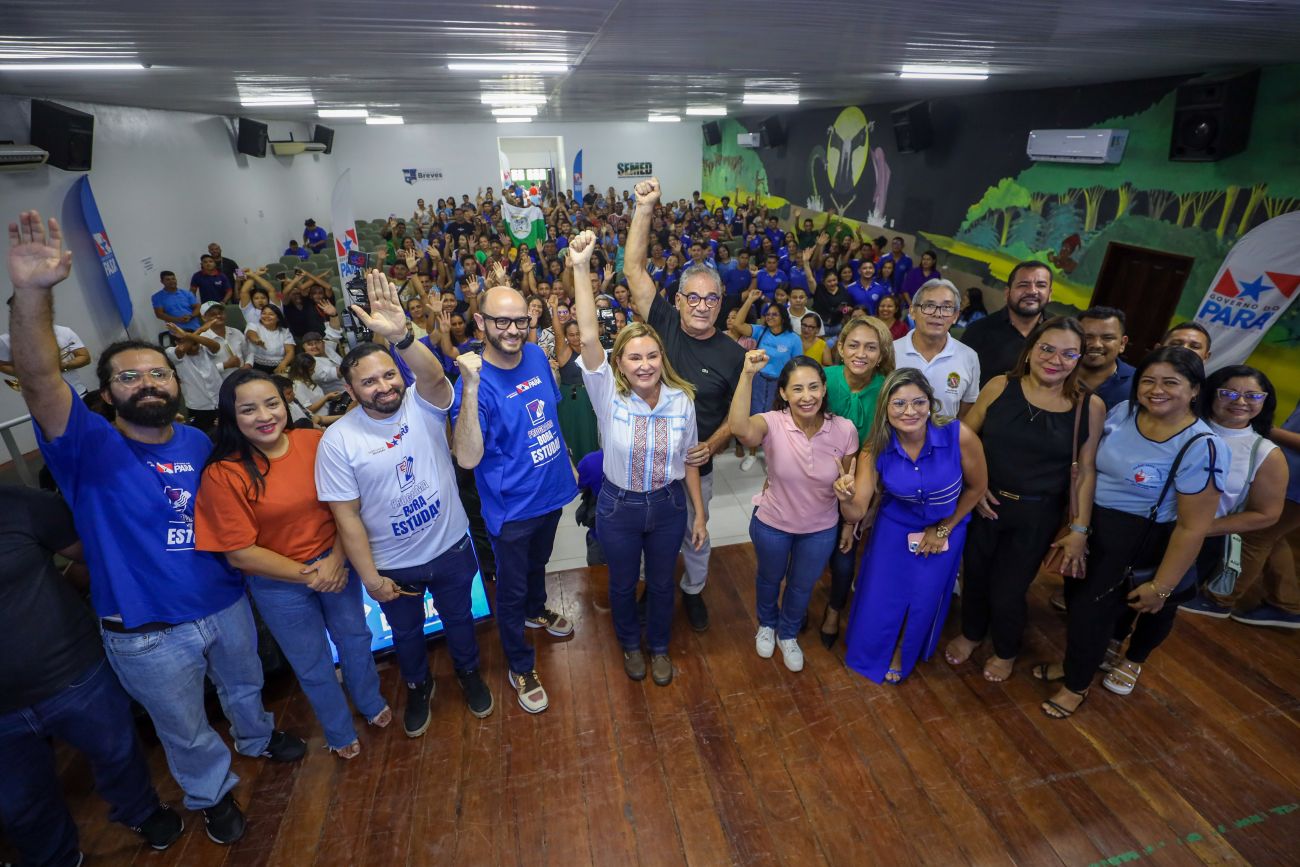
[331,120,702,221]
[498,135,563,185]
[0,96,333,450]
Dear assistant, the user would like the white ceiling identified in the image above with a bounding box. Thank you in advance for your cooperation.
[2,0,1298,124]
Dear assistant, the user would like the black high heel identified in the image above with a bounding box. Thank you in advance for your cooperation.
[819,605,840,649]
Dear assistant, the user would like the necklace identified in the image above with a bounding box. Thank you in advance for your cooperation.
[1025,397,1046,423]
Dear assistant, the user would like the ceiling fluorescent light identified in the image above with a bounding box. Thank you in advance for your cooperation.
[240,96,315,107]
[648,115,681,123]
[480,93,547,106]
[743,93,799,105]
[491,106,538,116]
[366,116,404,125]
[0,62,146,71]
[685,105,727,116]
[898,64,988,80]
[449,62,569,73]
[496,117,533,124]
[318,108,368,118]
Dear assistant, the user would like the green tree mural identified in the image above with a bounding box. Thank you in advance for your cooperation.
[961,178,1031,247]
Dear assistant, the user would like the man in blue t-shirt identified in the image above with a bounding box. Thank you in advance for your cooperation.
[1077,306,1135,410]
[755,254,787,298]
[451,285,577,715]
[303,218,328,253]
[6,210,305,847]
[879,236,913,292]
[151,271,201,331]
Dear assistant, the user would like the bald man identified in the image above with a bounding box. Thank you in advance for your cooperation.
[451,285,577,714]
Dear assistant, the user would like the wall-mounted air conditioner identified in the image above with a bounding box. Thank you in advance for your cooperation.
[737,132,761,149]
[0,143,50,171]
[270,140,328,156]
[1027,129,1129,164]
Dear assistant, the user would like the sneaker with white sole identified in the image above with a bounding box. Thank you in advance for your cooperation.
[1179,594,1232,619]
[524,608,573,637]
[1230,604,1300,629]
[755,626,775,658]
[778,638,804,672]
[510,669,549,713]
[740,454,758,472]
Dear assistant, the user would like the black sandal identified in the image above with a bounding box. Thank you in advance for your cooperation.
[819,605,840,649]
[1041,688,1089,719]
[1031,662,1065,683]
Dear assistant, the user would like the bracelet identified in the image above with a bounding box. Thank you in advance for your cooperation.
[394,324,416,350]
[1068,523,1091,536]
[1149,581,1171,600]
[933,523,951,539]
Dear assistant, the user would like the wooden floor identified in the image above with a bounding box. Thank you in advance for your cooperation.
[18,542,1300,866]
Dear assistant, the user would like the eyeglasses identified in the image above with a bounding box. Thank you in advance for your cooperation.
[481,314,531,331]
[112,368,175,387]
[917,302,957,316]
[1036,343,1083,362]
[889,397,932,413]
[1217,388,1267,402]
[684,293,721,308]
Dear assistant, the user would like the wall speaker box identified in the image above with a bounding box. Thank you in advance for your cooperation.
[891,100,933,153]
[237,118,268,158]
[30,100,94,171]
[313,124,335,155]
[702,121,721,147]
[1169,69,1259,162]
[758,115,786,149]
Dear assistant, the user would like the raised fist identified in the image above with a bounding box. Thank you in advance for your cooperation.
[744,349,769,374]
[568,229,597,266]
[457,351,483,384]
[634,178,661,206]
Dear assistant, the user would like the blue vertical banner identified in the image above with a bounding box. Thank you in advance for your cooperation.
[75,176,133,328]
[572,149,583,200]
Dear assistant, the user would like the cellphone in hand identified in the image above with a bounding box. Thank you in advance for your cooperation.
[234,268,246,279]
[907,532,949,554]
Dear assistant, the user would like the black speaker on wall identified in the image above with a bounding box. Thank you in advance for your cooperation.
[702,121,721,147]
[758,115,786,149]
[237,118,268,158]
[1169,69,1259,162]
[313,124,335,155]
[891,100,933,153]
[31,100,94,171]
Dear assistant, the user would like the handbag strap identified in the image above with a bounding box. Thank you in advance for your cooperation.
[1227,434,1266,516]
[1128,430,1212,563]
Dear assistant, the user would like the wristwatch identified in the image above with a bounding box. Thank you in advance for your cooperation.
[394,323,416,350]
[933,523,951,540]
[1149,582,1172,600]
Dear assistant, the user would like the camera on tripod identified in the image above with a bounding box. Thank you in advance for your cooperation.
[595,305,617,350]
[340,249,374,347]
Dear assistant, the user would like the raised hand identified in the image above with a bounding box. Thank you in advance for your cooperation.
[816,231,830,247]
[802,246,815,265]
[350,269,409,343]
[403,250,418,270]
[602,263,614,283]
[833,456,857,502]
[457,351,482,385]
[438,310,452,333]
[746,287,763,304]
[634,178,661,207]
[743,349,769,374]
[8,211,72,292]
[488,260,509,288]
[568,229,597,266]
[316,299,337,316]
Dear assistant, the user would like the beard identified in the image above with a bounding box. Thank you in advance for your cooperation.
[114,388,183,427]
[1011,295,1043,317]
[358,381,406,415]
[483,328,522,358]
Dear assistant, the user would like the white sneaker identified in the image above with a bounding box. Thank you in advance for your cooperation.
[740,454,757,472]
[778,638,804,672]
[755,626,775,658]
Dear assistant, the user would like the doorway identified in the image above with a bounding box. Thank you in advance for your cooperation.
[1088,242,1194,363]
[497,136,565,196]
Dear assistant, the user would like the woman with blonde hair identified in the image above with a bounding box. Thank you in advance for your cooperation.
[570,230,706,686]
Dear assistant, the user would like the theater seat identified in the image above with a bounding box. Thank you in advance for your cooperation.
[223,304,246,331]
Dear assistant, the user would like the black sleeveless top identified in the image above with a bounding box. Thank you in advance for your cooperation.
[981,378,1089,498]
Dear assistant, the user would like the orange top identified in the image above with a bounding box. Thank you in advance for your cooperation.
[195,428,335,562]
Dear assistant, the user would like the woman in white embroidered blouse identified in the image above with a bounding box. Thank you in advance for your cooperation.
[569,230,706,687]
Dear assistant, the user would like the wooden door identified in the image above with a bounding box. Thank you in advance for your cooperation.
[1089,242,1195,363]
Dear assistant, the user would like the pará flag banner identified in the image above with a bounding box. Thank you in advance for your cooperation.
[75,176,133,328]
[573,149,583,200]
[1193,210,1300,371]
[331,170,362,286]
[502,201,547,249]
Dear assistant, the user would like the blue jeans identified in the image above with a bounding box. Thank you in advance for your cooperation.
[246,567,385,751]
[750,513,839,640]
[596,480,688,654]
[489,508,563,674]
[750,373,779,415]
[379,534,482,685]
[101,596,273,811]
[0,658,159,867]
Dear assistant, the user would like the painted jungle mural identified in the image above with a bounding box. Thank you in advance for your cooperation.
[703,64,1300,404]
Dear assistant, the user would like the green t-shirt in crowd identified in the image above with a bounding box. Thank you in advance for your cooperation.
[825,367,883,443]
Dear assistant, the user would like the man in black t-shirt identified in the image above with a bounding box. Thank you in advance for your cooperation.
[628,177,744,632]
[961,260,1052,386]
[0,485,183,863]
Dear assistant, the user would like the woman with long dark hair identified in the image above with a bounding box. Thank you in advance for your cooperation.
[946,317,1105,682]
[730,354,858,671]
[731,288,803,471]
[1035,347,1223,718]
[245,304,295,375]
[194,369,390,758]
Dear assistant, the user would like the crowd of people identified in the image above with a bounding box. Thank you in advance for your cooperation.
[3,172,1299,863]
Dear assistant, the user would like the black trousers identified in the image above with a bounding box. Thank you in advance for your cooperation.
[1062,506,1173,693]
[960,494,1066,659]
[827,519,861,612]
[1111,539,1215,663]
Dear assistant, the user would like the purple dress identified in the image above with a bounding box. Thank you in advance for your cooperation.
[845,420,968,683]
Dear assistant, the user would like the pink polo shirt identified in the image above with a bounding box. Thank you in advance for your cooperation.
[754,410,859,533]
